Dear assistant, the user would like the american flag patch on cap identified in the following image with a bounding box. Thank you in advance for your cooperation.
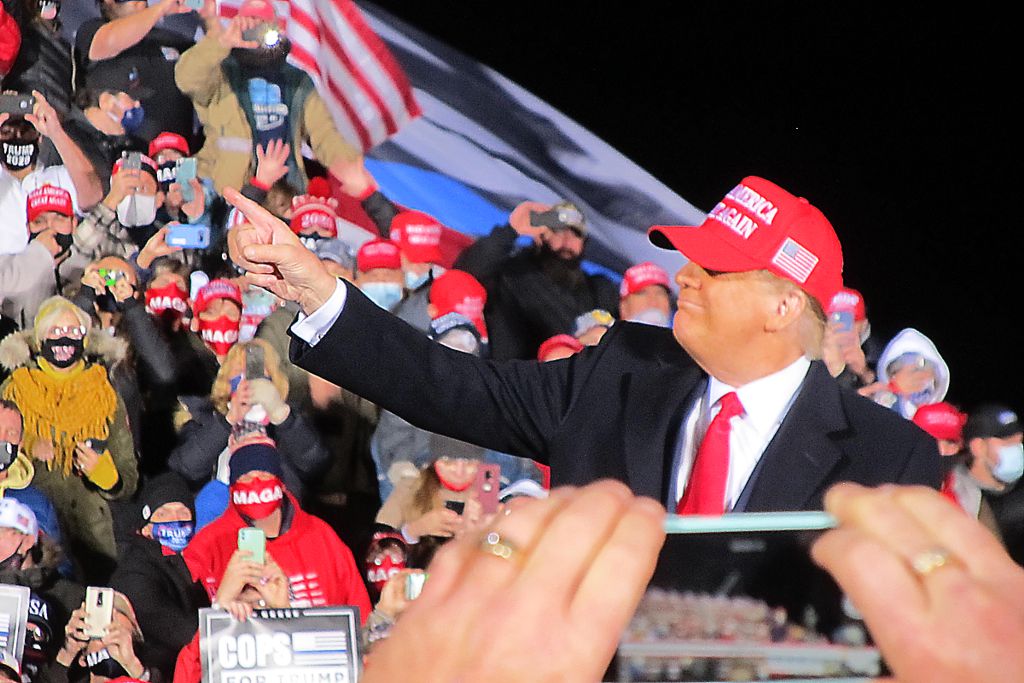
[771,237,819,283]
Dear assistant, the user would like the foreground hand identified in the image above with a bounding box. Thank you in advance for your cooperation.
[254,139,291,187]
[216,549,265,606]
[376,569,423,620]
[812,483,1024,683]
[329,154,376,198]
[406,507,462,539]
[56,605,90,666]
[256,553,291,609]
[224,187,337,314]
[363,480,666,682]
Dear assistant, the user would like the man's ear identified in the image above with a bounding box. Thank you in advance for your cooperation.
[765,289,805,332]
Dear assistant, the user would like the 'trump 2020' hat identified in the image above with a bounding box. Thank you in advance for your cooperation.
[648,176,843,308]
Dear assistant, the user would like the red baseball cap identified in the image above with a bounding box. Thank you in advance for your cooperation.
[237,0,275,21]
[537,334,584,362]
[391,210,445,265]
[290,195,338,236]
[649,176,843,308]
[429,269,488,341]
[193,279,243,315]
[26,185,73,223]
[827,287,867,321]
[148,131,190,158]
[620,261,671,299]
[912,402,967,442]
[357,238,402,273]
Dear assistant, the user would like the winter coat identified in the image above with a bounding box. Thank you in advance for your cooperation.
[167,395,330,502]
[109,533,210,679]
[173,35,359,194]
[182,491,371,617]
[0,328,138,582]
[0,243,57,329]
[454,223,620,360]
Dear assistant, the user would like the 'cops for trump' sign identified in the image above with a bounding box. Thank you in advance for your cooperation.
[199,606,361,683]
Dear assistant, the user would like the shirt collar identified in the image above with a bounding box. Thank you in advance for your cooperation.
[708,356,812,432]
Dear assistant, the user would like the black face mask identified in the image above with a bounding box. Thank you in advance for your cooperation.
[231,36,292,72]
[85,648,130,679]
[40,336,85,368]
[1,140,40,171]
[28,230,73,259]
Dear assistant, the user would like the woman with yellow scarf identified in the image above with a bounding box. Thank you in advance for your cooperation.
[0,296,137,583]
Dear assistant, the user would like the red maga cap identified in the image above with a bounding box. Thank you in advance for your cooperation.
[827,287,867,321]
[290,195,339,236]
[620,261,671,299]
[649,176,843,308]
[537,334,584,361]
[237,0,275,21]
[148,132,190,158]
[357,238,402,273]
[912,402,967,442]
[391,210,445,265]
[26,185,73,223]
[429,269,488,341]
[193,279,243,315]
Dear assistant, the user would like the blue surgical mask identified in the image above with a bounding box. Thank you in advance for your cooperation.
[121,104,145,134]
[361,282,403,311]
[229,374,243,394]
[405,269,430,291]
[151,520,195,552]
[992,443,1024,484]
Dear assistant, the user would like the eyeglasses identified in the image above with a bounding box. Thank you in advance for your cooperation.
[47,325,87,340]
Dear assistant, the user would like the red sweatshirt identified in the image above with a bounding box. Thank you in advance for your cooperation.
[182,493,371,618]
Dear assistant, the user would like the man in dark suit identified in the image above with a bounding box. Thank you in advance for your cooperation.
[224,175,940,512]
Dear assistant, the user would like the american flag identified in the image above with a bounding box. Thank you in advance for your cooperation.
[219,0,420,152]
[771,237,819,283]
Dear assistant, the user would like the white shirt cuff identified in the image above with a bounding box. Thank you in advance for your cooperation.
[289,279,347,347]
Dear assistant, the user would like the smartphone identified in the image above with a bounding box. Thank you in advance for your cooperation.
[473,463,501,515]
[174,157,198,202]
[184,0,204,9]
[97,268,123,288]
[444,499,465,515]
[244,343,267,380]
[0,93,35,116]
[405,572,427,600]
[633,512,880,678]
[830,310,855,333]
[121,151,142,172]
[166,223,210,249]
[84,586,114,639]
[237,527,266,565]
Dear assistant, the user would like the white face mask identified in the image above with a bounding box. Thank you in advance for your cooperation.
[116,193,158,227]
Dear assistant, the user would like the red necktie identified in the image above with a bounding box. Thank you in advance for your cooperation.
[676,391,744,515]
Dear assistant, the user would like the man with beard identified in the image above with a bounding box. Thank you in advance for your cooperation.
[74,0,199,145]
[173,0,361,194]
[454,199,619,360]
[0,91,103,255]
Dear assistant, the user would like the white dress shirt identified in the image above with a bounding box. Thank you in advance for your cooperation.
[671,357,811,511]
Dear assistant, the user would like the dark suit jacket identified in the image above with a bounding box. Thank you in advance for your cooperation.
[291,281,941,511]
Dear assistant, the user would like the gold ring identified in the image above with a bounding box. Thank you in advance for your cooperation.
[910,547,955,576]
[478,531,518,562]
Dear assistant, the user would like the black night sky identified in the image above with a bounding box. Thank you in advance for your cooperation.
[369,1,1020,413]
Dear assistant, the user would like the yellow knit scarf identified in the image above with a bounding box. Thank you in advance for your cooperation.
[2,363,117,476]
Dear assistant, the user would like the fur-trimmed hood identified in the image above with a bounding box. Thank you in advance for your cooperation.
[0,327,128,372]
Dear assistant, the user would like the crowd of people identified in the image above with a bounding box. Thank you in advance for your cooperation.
[2,0,1023,681]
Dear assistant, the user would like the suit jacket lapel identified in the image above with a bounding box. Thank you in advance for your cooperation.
[741,362,849,512]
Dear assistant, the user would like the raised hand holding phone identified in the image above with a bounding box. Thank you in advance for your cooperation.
[84,586,114,639]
